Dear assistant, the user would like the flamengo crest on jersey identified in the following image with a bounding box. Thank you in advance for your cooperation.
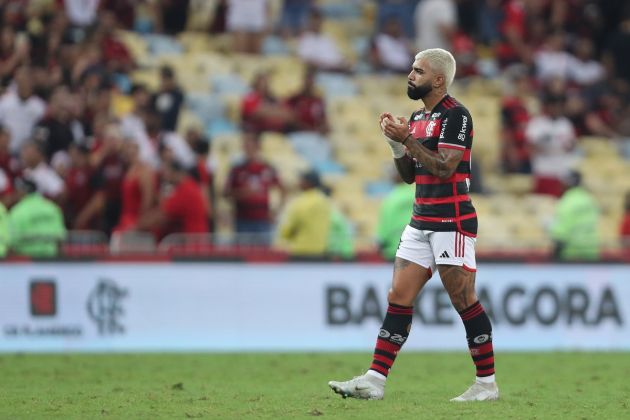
[407,95,477,237]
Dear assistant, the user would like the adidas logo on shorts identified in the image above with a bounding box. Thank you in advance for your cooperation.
[439,251,450,258]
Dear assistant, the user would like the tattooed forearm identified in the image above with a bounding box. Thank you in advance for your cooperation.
[405,141,462,180]
[394,154,416,184]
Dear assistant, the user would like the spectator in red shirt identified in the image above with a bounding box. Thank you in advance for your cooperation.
[100,0,136,30]
[0,25,29,85]
[620,191,630,250]
[64,143,104,229]
[94,11,134,74]
[0,125,18,205]
[138,160,208,235]
[189,137,214,231]
[286,68,329,134]
[501,66,532,173]
[496,0,528,67]
[241,72,296,134]
[224,131,285,245]
[89,123,127,234]
[113,140,156,233]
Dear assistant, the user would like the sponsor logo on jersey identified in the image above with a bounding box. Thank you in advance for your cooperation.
[439,118,448,139]
[458,115,468,141]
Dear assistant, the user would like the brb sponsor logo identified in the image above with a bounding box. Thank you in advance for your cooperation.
[87,279,128,335]
[3,280,82,338]
[30,281,56,316]
[326,284,623,327]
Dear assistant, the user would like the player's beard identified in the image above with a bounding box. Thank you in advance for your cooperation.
[407,81,432,100]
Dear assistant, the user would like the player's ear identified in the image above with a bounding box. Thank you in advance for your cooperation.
[434,74,444,88]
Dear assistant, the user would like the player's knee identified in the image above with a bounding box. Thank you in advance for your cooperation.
[387,288,414,307]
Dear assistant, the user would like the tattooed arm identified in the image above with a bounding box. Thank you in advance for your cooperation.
[394,154,416,184]
[404,140,463,180]
[383,116,463,180]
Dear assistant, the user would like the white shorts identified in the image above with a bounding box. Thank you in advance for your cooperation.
[395,225,477,277]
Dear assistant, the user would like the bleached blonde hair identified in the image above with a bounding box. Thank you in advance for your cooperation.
[415,48,456,89]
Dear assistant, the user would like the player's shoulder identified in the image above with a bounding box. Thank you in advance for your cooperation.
[443,95,471,114]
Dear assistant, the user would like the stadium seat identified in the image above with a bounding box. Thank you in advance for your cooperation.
[186,93,226,124]
[110,231,157,254]
[315,73,359,98]
[210,74,250,97]
[262,35,291,56]
[205,119,239,138]
[142,34,184,56]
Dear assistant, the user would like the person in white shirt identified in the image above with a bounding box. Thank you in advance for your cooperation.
[568,37,605,86]
[371,17,414,73]
[143,111,195,170]
[64,0,100,27]
[227,0,270,53]
[0,67,46,154]
[120,84,160,168]
[414,0,457,52]
[19,141,65,200]
[534,31,573,83]
[525,93,578,197]
[297,10,349,72]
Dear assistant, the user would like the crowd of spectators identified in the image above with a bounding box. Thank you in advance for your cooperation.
[489,1,630,197]
[0,0,628,258]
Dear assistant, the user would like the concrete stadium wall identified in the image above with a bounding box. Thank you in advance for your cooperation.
[0,263,628,352]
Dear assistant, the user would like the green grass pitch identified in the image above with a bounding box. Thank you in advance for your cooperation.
[1,352,628,419]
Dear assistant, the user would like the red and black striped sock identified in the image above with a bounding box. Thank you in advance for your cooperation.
[458,301,495,381]
[368,303,413,378]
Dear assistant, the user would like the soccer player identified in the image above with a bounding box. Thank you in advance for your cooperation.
[328,48,498,402]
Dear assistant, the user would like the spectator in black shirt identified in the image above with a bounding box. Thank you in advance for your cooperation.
[151,66,183,132]
[34,85,84,160]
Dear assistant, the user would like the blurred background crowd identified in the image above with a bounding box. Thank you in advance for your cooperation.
[0,0,629,260]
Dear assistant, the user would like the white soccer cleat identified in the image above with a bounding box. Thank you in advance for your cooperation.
[450,381,499,402]
[328,373,385,400]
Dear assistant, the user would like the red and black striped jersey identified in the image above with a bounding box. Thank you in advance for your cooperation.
[407,94,477,237]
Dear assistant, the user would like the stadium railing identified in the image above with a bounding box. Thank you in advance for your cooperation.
[6,230,629,263]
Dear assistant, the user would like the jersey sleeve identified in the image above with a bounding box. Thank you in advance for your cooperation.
[438,107,472,150]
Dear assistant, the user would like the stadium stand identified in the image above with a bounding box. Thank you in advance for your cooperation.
[0,0,629,261]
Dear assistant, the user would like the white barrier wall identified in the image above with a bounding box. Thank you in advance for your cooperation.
[0,263,628,352]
